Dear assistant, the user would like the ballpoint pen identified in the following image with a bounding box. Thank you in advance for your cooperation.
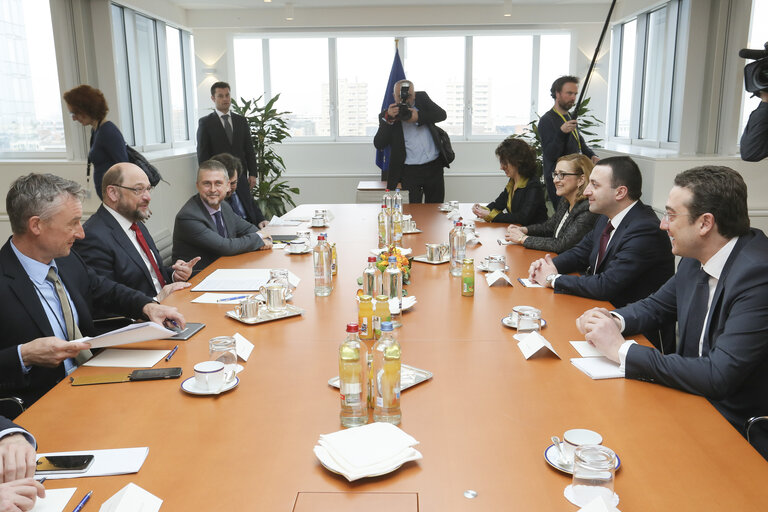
[165,345,179,361]
[163,319,182,332]
[217,295,248,303]
[72,490,92,512]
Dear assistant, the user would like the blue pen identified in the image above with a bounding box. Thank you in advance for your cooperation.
[37,477,46,484]
[72,490,92,512]
[165,345,179,361]
[163,319,182,332]
[217,295,248,303]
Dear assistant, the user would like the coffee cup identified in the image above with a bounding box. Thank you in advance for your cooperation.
[259,283,287,313]
[425,243,449,262]
[194,360,225,391]
[235,295,261,321]
[288,240,307,253]
[562,429,603,465]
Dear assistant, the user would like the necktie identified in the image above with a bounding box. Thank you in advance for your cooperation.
[222,114,233,144]
[682,267,711,357]
[229,194,246,219]
[46,268,92,363]
[213,210,227,237]
[594,221,614,272]
[130,223,166,287]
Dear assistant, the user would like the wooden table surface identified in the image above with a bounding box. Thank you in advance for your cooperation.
[17,203,768,511]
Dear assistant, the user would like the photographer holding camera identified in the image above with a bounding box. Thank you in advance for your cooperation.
[739,43,768,162]
[374,80,449,203]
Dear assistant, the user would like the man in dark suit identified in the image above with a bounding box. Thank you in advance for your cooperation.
[529,156,675,352]
[211,153,266,227]
[0,174,185,409]
[74,163,199,317]
[173,160,271,272]
[196,81,268,228]
[373,79,450,203]
[578,166,768,460]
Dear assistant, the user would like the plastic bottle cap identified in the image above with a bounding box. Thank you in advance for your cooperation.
[368,256,377,262]
[346,323,359,333]
[388,256,397,263]
[318,235,325,241]
[456,222,463,227]
[381,321,394,332]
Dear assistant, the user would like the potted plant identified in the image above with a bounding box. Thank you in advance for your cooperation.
[231,94,299,217]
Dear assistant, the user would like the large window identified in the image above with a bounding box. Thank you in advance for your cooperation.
[233,32,571,141]
[110,3,195,149]
[608,1,682,145]
[0,0,65,156]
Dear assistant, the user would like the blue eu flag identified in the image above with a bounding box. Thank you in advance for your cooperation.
[375,49,406,178]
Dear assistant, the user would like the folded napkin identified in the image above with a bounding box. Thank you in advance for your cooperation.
[314,423,422,481]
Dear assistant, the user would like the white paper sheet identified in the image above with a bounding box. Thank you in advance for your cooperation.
[570,341,604,358]
[71,323,173,349]
[99,483,162,512]
[31,488,77,512]
[267,215,302,226]
[83,349,171,368]
[514,331,561,359]
[191,293,253,304]
[571,357,625,380]
[233,333,254,361]
[37,447,149,480]
[192,269,300,292]
[517,278,544,288]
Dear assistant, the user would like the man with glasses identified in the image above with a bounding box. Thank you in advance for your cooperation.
[173,160,271,273]
[0,173,185,409]
[539,76,600,208]
[577,166,768,460]
[528,156,675,353]
[74,163,200,316]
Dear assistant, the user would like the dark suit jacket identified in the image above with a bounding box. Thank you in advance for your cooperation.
[228,178,266,225]
[617,229,768,459]
[0,240,151,407]
[373,91,449,188]
[73,205,172,317]
[172,195,265,272]
[553,201,674,308]
[484,178,547,225]
[523,198,599,253]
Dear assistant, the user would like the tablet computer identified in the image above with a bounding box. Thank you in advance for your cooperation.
[163,322,205,340]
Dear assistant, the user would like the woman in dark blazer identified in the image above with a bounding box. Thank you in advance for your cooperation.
[471,137,547,225]
[505,153,598,253]
[64,85,128,200]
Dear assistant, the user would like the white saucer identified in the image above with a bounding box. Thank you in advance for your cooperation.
[284,246,311,255]
[437,205,453,212]
[477,262,509,272]
[502,316,547,329]
[402,229,422,234]
[181,376,239,395]
[564,484,619,508]
[544,443,621,474]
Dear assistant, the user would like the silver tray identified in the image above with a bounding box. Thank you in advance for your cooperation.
[328,364,433,391]
[413,255,449,265]
[226,304,304,324]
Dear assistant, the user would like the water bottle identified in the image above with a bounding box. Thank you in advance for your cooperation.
[393,188,403,210]
[383,189,393,211]
[383,256,402,328]
[362,256,381,297]
[313,235,332,296]
[378,205,391,248]
[450,221,466,277]
[392,202,403,246]
[339,323,368,427]
[372,321,401,425]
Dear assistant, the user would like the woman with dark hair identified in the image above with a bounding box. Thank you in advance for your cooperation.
[505,153,598,252]
[63,85,128,199]
[471,137,547,224]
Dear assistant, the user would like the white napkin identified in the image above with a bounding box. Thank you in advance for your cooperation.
[390,296,417,314]
[314,423,422,481]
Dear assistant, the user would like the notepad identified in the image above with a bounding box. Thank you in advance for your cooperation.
[83,349,171,368]
[30,488,77,512]
[571,357,625,380]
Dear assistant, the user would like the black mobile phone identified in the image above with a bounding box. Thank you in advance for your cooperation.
[129,367,183,381]
[36,455,95,474]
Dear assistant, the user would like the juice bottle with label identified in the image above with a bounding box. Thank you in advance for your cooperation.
[461,258,474,296]
[373,294,392,339]
[339,323,367,427]
[358,295,374,340]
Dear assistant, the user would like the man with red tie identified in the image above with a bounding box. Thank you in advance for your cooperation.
[74,163,200,318]
[527,156,675,353]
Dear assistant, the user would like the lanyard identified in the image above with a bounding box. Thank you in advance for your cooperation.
[552,109,582,153]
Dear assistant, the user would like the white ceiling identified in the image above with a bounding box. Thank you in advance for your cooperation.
[171,0,608,9]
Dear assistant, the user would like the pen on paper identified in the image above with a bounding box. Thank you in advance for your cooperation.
[72,490,92,512]
[165,345,179,361]
[217,295,248,303]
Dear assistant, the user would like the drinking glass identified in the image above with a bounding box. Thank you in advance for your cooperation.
[209,336,238,383]
[568,445,618,508]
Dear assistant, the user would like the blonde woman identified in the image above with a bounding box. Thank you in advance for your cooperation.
[505,153,598,252]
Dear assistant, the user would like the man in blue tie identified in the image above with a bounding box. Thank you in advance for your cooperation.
[172,160,271,272]
[211,153,268,228]
[577,166,768,461]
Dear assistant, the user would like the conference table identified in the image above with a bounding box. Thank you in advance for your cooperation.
[17,203,768,511]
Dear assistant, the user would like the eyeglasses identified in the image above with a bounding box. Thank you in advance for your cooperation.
[661,212,691,222]
[113,184,153,196]
[551,171,582,181]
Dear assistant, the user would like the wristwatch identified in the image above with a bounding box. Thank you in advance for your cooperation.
[545,273,558,287]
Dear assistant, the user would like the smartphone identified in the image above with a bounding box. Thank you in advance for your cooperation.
[36,455,95,474]
[129,367,183,381]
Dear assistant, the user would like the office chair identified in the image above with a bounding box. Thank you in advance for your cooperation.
[746,416,768,445]
[0,397,25,419]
